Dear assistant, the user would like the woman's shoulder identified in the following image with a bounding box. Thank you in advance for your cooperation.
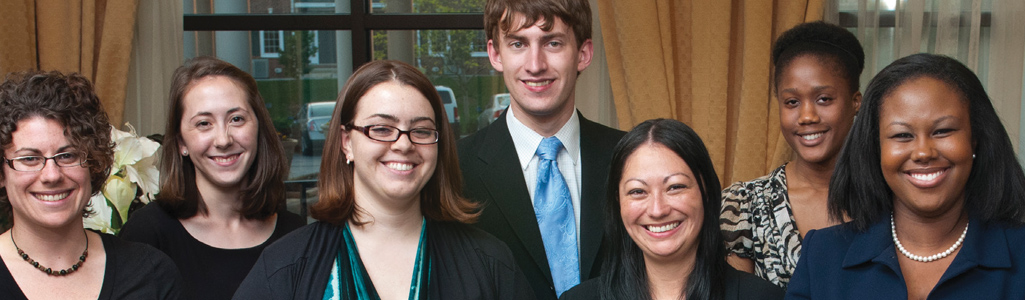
[558,278,601,300]
[722,164,788,203]
[792,223,864,274]
[98,233,185,299]
[258,221,342,265]
[724,266,784,300]
[265,221,337,249]
[117,203,183,246]
[121,202,177,230]
[430,221,514,262]
[801,223,860,247]
[271,209,307,237]
[100,232,173,267]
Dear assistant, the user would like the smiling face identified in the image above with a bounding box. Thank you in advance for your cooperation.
[178,76,259,192]
[879,76,974,217]
[487,14,593,125]
[342,81,438,206]
[2,117,92,229]
[777,55,861,166]
[619,143,703,264]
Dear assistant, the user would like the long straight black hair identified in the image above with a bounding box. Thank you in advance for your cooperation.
[829,53,1025,230]
[599,118,726,300]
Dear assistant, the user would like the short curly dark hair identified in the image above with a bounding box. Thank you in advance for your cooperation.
[0,71,114,220]
[772,21,865,94]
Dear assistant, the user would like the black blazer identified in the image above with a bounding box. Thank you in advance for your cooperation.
[458,110,624,300]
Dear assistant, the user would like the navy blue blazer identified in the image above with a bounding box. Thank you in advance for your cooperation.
[787,217,1025,299]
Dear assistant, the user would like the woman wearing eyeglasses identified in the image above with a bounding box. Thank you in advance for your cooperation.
[0,71,183,299]
[234,60,533,299]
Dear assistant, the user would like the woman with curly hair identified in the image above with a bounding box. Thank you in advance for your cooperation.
[0,71,183,299]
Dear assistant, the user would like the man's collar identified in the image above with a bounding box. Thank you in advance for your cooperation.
[506,108,581,170]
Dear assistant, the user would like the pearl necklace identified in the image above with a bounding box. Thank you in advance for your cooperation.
[890,214,968,263]
[11,229,88,276]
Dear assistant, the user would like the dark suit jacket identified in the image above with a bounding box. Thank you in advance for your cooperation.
[458,110,624,300]
[787,217,1025,299]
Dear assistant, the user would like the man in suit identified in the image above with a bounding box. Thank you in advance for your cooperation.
[458,0,624,299]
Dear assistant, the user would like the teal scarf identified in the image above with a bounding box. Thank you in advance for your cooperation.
[323,219,431,300]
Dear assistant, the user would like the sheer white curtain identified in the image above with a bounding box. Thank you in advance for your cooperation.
[575,0,618,128]
[825,0,1025,159]
[123,0,184,137]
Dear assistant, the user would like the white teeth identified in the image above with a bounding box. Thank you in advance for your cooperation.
[386,162,414,171]
[525,80,552,87]
[910,170,944,181]
[800,132,824,141]
[36,192,70,202]
[213,155,238,163]
[646,222,679,233]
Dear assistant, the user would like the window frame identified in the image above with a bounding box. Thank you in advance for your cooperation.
[259,30,283,58]
[184,1,485,69]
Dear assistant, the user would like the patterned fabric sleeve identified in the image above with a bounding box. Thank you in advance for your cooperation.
[720,181,756,258]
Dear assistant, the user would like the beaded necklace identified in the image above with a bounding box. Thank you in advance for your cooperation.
[10,229,88,276]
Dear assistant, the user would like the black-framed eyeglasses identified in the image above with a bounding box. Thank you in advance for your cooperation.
[347,124,440,145]
[3,152,87,172]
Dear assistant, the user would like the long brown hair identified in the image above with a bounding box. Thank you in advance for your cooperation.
[311,60,478,225]
[157,56,287,220]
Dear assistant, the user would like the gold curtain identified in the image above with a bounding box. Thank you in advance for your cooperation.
[0,0,140,126]
[597,0,824,185]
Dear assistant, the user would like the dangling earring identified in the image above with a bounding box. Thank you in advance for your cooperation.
[346,157,352,165]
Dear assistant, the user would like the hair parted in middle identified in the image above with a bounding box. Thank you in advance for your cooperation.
[484,0,592,50]
[599,118,727,300]
[311,60,478,225]
[157,56,288,220]
[829,53,1025,231]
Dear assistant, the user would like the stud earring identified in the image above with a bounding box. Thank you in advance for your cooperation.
[182,150,188,156]
[973,153,976,159]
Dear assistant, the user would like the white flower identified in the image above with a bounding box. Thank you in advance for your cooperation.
[83,123,160,234]
[84,194,115,234]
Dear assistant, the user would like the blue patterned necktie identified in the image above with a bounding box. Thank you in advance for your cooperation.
[534,136,580,296]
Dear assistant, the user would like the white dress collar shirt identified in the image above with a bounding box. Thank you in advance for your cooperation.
[506,108,582,248]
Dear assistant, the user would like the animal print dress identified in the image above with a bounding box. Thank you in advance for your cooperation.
[719,164,801,289]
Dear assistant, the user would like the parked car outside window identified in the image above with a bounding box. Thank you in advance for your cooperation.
[292,101,336,156]
[477,93,510,130]
[434,86,460,137]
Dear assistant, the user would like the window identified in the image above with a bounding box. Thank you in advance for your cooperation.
[184,0,501,185]
[260,30,282,57]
